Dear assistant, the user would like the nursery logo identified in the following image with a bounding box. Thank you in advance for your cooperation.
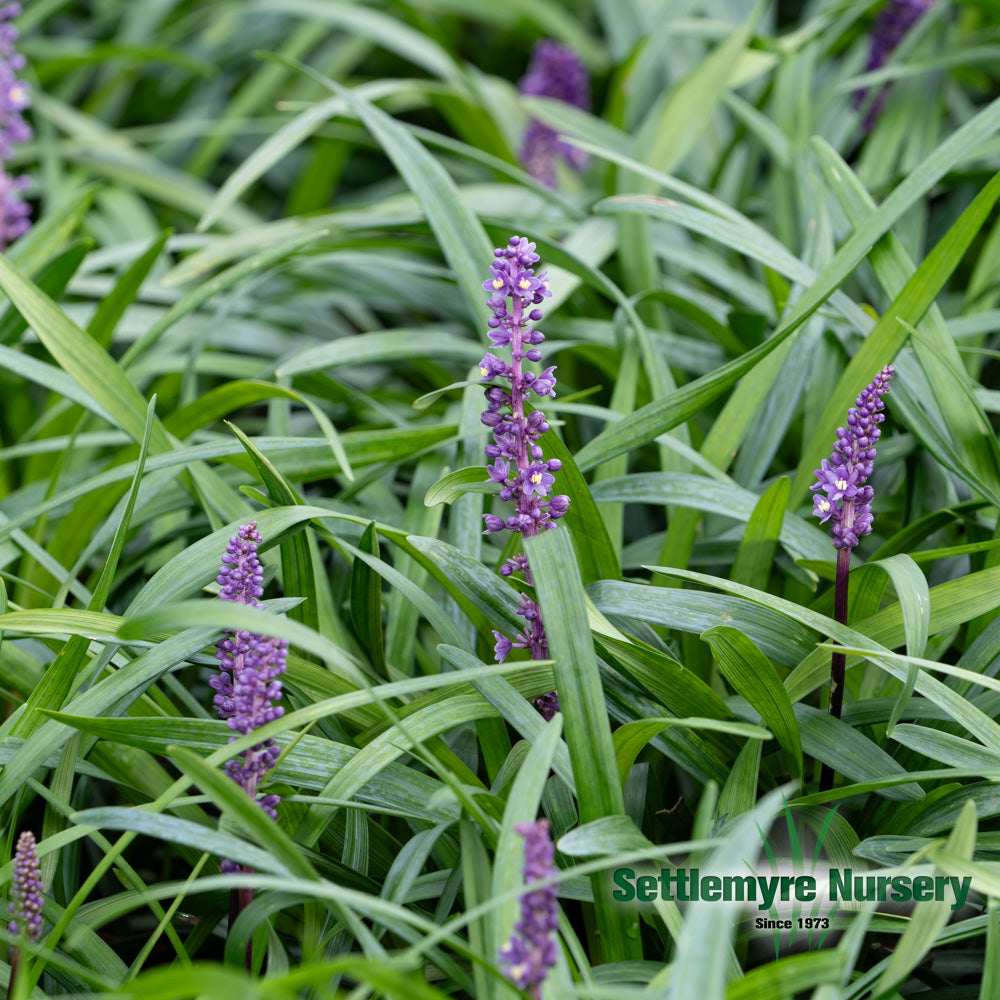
[611,804,971,956]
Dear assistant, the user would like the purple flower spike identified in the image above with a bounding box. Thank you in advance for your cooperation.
[0,170,29,247]
[479,238,565,539]
[0,2,31,248]
[9,830,43,942]
[211,523,286,868]
[810,366,894,549]
[517,40,590,187]
[499,820,560,999]
[480,238,565,717]
[855,1,935,129]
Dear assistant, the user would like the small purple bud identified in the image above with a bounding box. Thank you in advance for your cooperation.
[548,495,570,518]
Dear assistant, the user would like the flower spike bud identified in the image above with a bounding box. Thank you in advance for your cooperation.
[0,2,31,248]
[8,830,43,942]
[855,1,935,129]
[499,820,560,998]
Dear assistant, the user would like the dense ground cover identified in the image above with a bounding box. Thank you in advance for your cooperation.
[2,0,1000,996]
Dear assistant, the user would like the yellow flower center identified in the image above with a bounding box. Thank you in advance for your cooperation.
[818,499,830,513]
[492,278,504,290]
[518,278,532,290]
[835,479,848,491]
[480,365,489,378]
[530,472,543,485]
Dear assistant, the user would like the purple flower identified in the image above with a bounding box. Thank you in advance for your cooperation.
[493,631,513,663]
[483,271,511,296]
[810,366,894,549]
[0,2,31,248]
[517,40,590,187]
[511,269,544,300]
[855,1,935,129]
[530,366,558,397]
[487,457,511,485]
[521,461,556,497]
[813,460,860,504]
[479,353,509,380]
[210,523,286,868]
[813,493,835,525]
[8,830,42,942]
[499,820,560,998]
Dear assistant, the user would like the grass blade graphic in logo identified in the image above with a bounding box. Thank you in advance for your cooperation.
[751,800,840,957]
[811,805,842,949]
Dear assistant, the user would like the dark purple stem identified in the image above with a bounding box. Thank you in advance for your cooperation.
[7,947,19,1000]
[819,545,852,793]
[229,879,255,970]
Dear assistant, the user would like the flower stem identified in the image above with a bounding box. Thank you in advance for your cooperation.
[819,546,851,793]
[7,948,20,1000]
[229,877,255,970]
